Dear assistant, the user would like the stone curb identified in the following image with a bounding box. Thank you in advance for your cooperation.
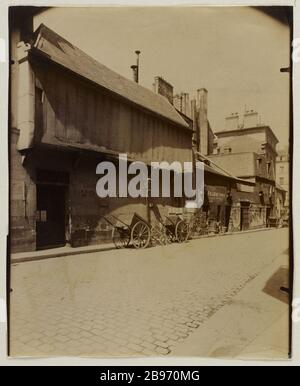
[11,227,283,264]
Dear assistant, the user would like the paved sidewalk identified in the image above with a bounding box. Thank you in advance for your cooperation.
[171,251,290,360]
[11,227,273,264]
[11,243,116,264]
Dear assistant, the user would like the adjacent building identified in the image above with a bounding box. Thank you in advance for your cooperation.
[208,111,279,230]
[158,83,256,233]
[276,148,289,212]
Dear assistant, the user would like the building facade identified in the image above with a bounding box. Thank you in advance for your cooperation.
[208,111,279,230]
[276,148,289,211]
[10,22,193,252]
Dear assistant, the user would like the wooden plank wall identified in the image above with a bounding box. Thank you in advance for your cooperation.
[33,63,192,165]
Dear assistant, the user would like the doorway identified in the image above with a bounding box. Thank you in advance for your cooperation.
[225,205,232,231]
[36,184,67,250]
[266,207,271,227]
[240,202,250,231]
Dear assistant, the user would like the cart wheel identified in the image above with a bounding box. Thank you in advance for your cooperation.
[165,228,174,244]
[175,220,189,243]
[131,221,151,249]
[112,227,130,249]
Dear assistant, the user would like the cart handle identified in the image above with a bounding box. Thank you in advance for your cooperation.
[102,215,129,228]
[110,214,129,227]
[102,216,115,227]
[165,215,180,225]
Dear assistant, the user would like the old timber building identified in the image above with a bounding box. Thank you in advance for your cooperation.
[11,24,194,251]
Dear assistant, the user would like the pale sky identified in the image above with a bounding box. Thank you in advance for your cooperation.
[34,6,291,148]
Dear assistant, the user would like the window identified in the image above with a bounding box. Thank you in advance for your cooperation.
[224,147,232,154]
[267,162,271,175]
[280,177,284,185]
[280,166,284,173]
[257,158,262,169]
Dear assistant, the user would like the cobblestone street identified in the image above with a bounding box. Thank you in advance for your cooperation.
[9,228,289,357]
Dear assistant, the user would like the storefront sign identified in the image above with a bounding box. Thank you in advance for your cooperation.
[207,186,227,203]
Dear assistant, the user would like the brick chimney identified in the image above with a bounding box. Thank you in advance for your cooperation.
[173,92,191,117]
[225,113,239,131]
[154,76,173,104]
[197,88,209,156]
[191,98,197,151]
[243,110,259,128]
[182,93,190,117]
[173,94,182,111]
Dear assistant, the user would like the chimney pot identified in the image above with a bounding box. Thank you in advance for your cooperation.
[131,65,138,83]
[131,50,141,83]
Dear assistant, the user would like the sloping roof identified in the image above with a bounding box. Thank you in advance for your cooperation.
[31,24,189,129]
[203,163,255,186]
[195,151,255,186]
[208,152,257,178]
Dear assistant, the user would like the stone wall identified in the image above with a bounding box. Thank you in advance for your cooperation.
[228,202,267,232]
[10,130,36,252]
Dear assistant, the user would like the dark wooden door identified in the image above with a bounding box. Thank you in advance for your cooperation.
[225,205,232,231]
[266,207,271,227]
[36,185,66,249]
[240,204,250,231]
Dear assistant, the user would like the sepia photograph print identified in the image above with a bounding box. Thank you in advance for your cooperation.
[8,5,293,360]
